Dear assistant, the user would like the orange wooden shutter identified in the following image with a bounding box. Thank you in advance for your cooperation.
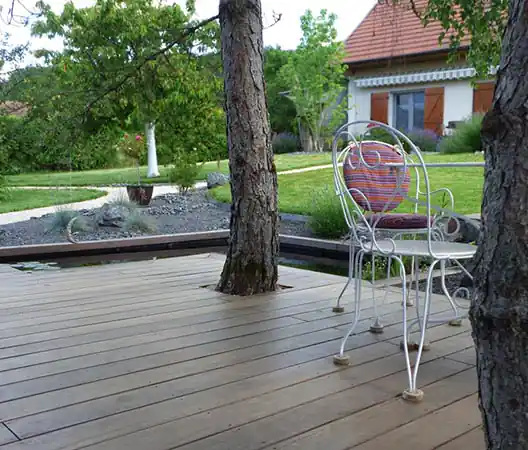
[370,92,389,123]
[473,82,495,113]
[424,87,444,135]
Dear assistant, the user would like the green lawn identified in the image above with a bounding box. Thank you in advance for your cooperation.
[0,189,107,213]
[211,153,485,216]
[6,153,332,187]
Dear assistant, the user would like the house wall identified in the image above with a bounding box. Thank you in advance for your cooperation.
[444,80,474,125]
[347,77,484,134]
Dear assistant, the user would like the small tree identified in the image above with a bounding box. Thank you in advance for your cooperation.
[279,9,347,152]
[118,133,146,185]
[263,46,298,135]
[31,0,218,177]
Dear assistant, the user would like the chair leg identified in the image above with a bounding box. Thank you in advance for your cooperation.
[401,320,431,352]
[333,240,355,313]
[412,255,431,350]
[395,255,421,401]
[369,255,384,334]
[333,250,364,366]
[370,254,392,334]
[439,260,464,326]
[400,256,430,352]
[403,256,416,307]
[402,259,440,402]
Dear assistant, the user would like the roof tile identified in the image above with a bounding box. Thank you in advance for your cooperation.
[344,0,469,64]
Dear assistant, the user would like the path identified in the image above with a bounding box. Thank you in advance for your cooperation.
[0,165,333,226]
[0,184,205,226]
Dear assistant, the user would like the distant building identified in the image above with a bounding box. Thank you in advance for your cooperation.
[344,0,494,135]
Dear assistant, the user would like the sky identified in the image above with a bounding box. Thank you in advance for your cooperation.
[1,0,376,67]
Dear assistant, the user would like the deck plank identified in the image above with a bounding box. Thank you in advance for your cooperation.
[62,359,471,450]
[0,304,419,406]
[435,427,485,449]
[0,253,481,449]
[0,425,17,446]
[351,394,481,450]
[0,281,366,348]
[0,342,398,450]
[183,367,477,450]
[5,331,472,448]
[265,362,477,450]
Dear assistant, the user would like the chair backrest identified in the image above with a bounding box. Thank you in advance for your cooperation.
[332,122,424,241]
[343,141,410,213]
[332,121,460,258]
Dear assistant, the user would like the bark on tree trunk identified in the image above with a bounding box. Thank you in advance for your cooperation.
[216,0,279,296]
[145,121,159,178]
[469,1,528,447]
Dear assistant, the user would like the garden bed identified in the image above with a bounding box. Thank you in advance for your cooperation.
[0,190,313,247]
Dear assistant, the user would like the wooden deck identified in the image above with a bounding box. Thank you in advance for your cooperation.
[0,253,484,449]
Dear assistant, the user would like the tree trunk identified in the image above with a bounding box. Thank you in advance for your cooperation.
[300,125,314,152]
[216,0,279,296]
[145,121,159,178]
[469,0,528,447]
[311,128,323,152]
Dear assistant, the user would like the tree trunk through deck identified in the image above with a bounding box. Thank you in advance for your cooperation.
[470,0,528,447]
[216,0,279,296]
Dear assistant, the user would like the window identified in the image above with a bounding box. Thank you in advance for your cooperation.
[394,91,425,131]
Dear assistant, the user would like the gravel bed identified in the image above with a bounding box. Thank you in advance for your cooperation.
[0,190,313,247]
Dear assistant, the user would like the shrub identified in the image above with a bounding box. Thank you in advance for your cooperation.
[0,174,12,201]
[364,126,440,154]
[361,252,421,281]
[169,151,204,194]
[122,210,156,233]
[272,132,300,154]
[0,132,12,200]
[307,185,348,239]
[47,208,89,233]
[69,126,122,170]
[439,114,483,154]
[0,115,26,174]
[107,193,138,210]
[406,128,440,153]
[0,114,123,173]
[364,126,395,145]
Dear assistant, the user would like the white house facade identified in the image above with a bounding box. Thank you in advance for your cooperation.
[343,0,495,135]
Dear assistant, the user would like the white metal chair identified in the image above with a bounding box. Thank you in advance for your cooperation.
[331,135,457,319]
[331,121,476,402]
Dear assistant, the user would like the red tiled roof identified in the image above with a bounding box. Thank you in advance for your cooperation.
[344,0,470,64]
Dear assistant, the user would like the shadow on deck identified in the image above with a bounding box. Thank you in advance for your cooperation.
[0,254,484,449]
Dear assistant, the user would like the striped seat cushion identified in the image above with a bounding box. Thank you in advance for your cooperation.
[343,142,410,212]
[366,213,458,233]
[366,213,431,230]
